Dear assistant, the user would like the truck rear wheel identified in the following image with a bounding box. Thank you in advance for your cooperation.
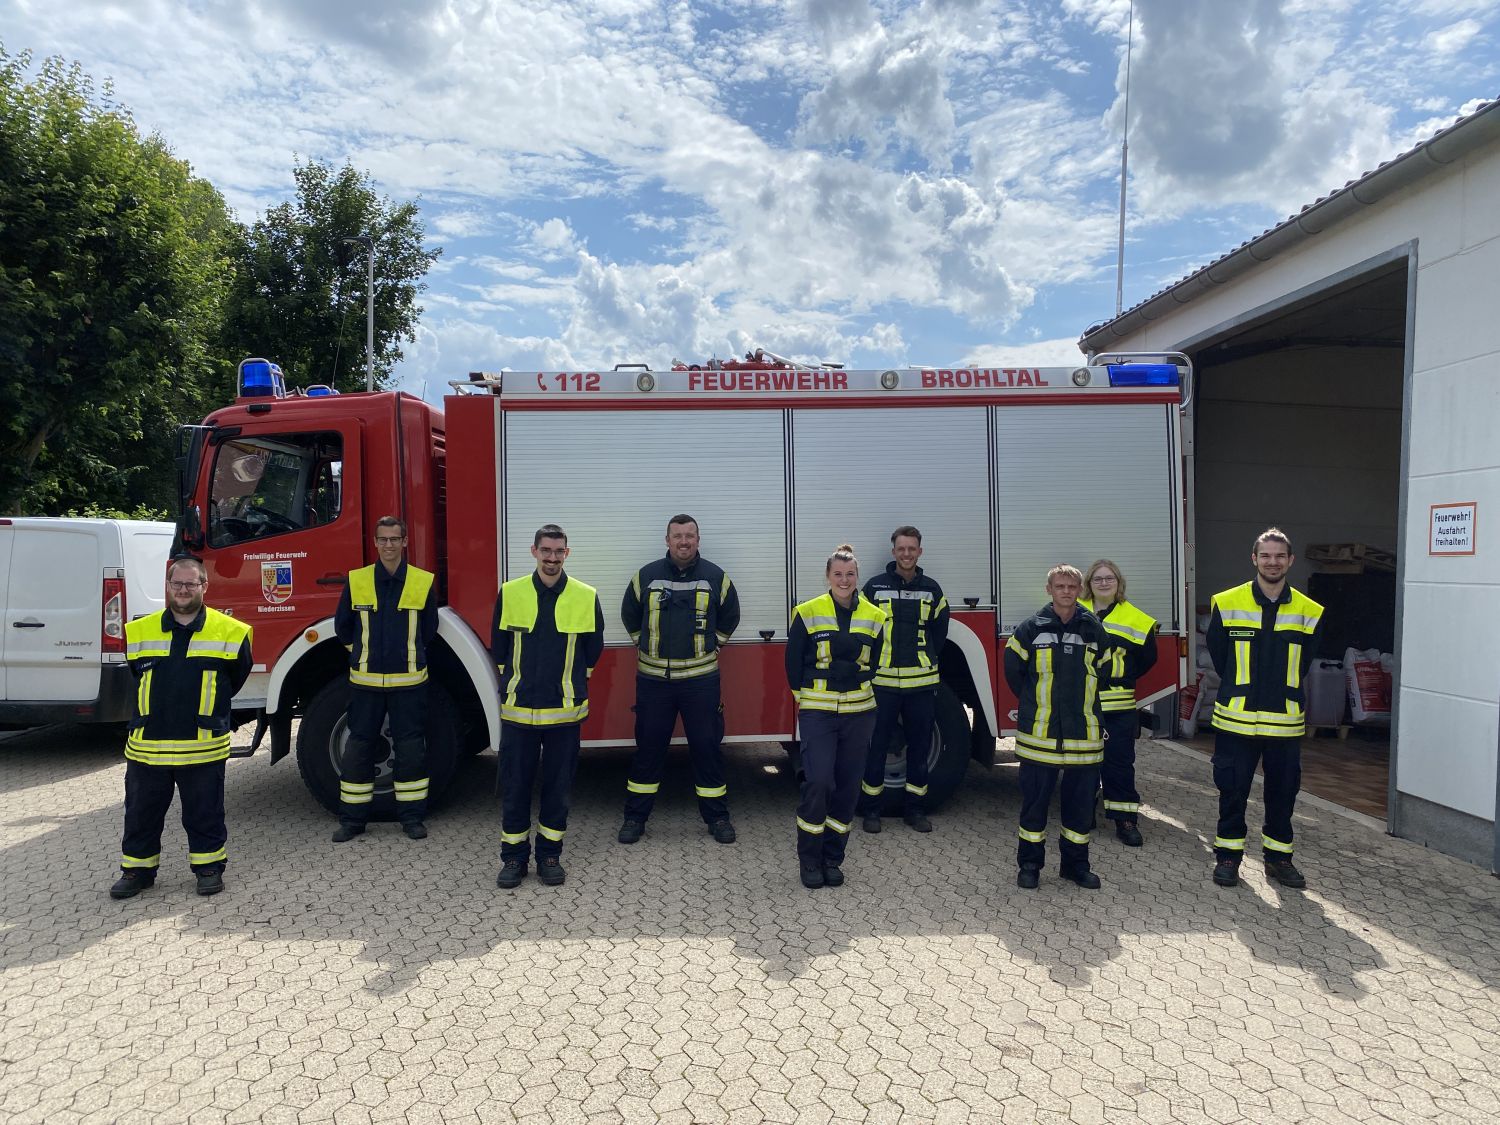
[872,683,971,814]
[296,679,461,820]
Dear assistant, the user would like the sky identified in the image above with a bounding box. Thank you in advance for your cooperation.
[6,0,1498,400]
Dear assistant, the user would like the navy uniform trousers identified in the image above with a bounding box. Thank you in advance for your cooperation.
[340,686,428,827]
[859,687,935,816]
[499,722,582,864]
[796,710,876,868]
[1100,710,1141,821]
[121,759,227,875]
[1212,730,1301,860]
[624,674,728,824]
[1017,760,1098,872]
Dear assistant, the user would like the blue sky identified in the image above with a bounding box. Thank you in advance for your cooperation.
[6,0,1498,399]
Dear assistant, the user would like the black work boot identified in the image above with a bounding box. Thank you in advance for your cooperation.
[1016,866,1040,890]
[402,821,428,840]
[708,818,737,844]
[331,823,366,843]
[800,865,825,889]
[195,868,225,896]
[496,860,527,889]
[1060,866,1102,890]
[1213,858,1241,887]
[1264,858,1306,888]
[537,856,566,886]
[617,819,644,844]
[862,813,882,833]
[1115,819,1144,847]
[903,811,933,833]
[822,864,845,887]
[109,870,155,900]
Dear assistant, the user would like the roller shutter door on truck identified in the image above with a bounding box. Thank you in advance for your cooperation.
[501,410,789,644]
[789,407,992,606]
[992,403,1180,631]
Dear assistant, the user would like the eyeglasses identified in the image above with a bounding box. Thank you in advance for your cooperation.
[374,536,406,545]
[1092,575,1118,583]
[168,581,204,592]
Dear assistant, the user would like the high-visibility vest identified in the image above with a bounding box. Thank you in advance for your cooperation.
[1080,598,1158,712]
[497,574,598,725]
[1005,608,1106,766]
[791,592,886,714]
[347,564,436,689]
[1210,582,1324,738]
[124,608,252,766]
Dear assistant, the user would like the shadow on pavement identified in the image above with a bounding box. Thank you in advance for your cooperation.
[2,737,1496,1007]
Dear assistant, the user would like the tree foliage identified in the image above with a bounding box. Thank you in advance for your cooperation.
[0,47,237,515]
[222,159,441,392]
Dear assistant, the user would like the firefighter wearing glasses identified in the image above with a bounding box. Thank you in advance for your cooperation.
[1005,564,1108,891]
[110,556,252,899]
[332,516,439,842]
[1080,558,1158,847]
[1206,528,1323,890]
[618,514,741,846]
[859,525,948,834]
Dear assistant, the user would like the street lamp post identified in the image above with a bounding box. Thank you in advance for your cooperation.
[341,234,375,392]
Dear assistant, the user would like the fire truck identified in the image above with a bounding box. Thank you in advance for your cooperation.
[174,351,1190,820]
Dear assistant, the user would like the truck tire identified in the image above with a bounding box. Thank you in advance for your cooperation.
[873,682,971,814]
[295,679,462,820]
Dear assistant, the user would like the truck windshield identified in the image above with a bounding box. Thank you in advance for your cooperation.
[208,432,343,548]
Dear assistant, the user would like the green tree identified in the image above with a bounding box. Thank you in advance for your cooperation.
[222,159,441,392]
[0,47,237,515]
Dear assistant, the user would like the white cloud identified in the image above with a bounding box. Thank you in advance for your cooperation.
[1425,18,1483,53]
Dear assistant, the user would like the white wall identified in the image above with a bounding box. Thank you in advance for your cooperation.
[1096,140,1500,828]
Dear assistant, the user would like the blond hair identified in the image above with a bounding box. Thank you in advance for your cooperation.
[1046,564,1083,587]
[1084,558,1127,601]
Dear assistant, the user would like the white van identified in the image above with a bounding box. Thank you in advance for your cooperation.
[0,518,175,725]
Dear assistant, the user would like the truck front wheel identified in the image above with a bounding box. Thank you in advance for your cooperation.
[873,682,972,814]
[295,679,461,820]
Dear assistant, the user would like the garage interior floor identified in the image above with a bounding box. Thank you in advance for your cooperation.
[1174,728,1391,820]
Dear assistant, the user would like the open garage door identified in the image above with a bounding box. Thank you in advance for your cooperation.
[1181,259,1408,821]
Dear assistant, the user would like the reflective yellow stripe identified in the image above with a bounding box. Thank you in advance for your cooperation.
[1210,702,1305,738]
[407,611,419,676]
[796,817,825,834]
[536,823,565,842]
[121,853,160,869]
[358,609,371,675]
[1286,643,1301,690]
[349,668,429,688]
[138,668,153,717]
[1017,826,1046,843]
[198,669,216,719]
[501,829,530,844]
[1034,648,1052,736]
[1013,738,1105,767]
[904,783,928,796]
[873,666,940,689]
[627,780,660,794]
[1060,826,1090,845]
[393,779,428,802]
[501,703,590,726]
[695,785,727,799]
[189,847,227,865]
[1005,634,1029,661]
[504,632,522,715]
[1233,640,1251,687]
[1262,834,1293,854]
[861,781,883,796]
[694,588,709,658]
[647,587,661,658]
[825,817,850,834]
[1214,836,1245,851]
[561,633,578,715]
[1082,649,1100,742]
[1102,800,1139,812]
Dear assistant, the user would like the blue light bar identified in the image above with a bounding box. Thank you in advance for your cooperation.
[1106,363,1180,387]
[239,357,286,399]
[305,385,338,397]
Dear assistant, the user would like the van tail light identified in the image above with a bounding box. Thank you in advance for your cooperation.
[102,575,126,656]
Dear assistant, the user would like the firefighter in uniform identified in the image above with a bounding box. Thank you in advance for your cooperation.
[491,524,605,889]
[1206,528,1323,889]
[618,514,741,846]
[1004,564,1108,890]
[859,525,948,834]
[110,556,252,899]
[1081,558,1158,847]
[332,516,439,842]
[785,544,886,889]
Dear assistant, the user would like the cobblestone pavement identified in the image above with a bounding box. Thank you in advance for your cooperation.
[2,723,1499,1125]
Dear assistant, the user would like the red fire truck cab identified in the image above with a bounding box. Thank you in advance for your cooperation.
[176,354,1190,820]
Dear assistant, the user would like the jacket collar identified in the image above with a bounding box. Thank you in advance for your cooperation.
[159,606,207,634]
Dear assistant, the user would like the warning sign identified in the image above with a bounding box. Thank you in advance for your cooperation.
[1429,502,1477,556]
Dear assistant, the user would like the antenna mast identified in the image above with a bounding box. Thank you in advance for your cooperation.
[1114,0,1135,318]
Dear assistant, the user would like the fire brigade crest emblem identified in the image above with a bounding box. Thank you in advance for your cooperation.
[261,561,293,605]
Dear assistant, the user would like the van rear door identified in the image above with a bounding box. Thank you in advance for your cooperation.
[4,523,105,702]
[0,522,13,700]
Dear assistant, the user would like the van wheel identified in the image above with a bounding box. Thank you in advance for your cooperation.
[295,680,461,820]
[873,683,971,814]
